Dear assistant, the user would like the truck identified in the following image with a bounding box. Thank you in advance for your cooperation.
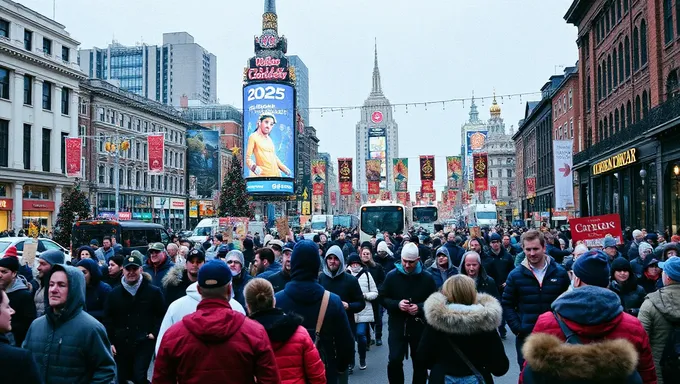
[310,215,333,234]
[465,204,498,228]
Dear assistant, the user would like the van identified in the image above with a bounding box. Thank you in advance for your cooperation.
[72,220,170,257]
[189,218,219,244]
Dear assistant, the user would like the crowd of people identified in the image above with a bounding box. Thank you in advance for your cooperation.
[0,222,679,383]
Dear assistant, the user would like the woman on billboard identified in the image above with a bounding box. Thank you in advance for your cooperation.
[245,113,292,177]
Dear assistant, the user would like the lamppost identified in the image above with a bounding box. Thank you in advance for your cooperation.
[103,136,130,220]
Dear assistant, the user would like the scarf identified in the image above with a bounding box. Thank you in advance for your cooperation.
[122,275,143,296]
[349,264,362,274]
[644,270,660,282]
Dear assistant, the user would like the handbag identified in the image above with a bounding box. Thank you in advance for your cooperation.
[446,337,485,384]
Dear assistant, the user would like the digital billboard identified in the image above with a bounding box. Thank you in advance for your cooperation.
[243,83,296,194]
[187,130,220,199]
[368,127,387,189]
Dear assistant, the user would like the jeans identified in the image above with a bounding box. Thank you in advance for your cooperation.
[444,375,480,384]
[387,324,427,384]
[116,339,154,384]
[353,322,369,365]
[515,334,527,370]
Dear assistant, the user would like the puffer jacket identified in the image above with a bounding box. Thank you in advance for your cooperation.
[347,265,378,323]
[0,333,42,384]
[142,254,175,288]
[161,264,193,306]
[609,279,647,316]
[249,308,326,384]
[638,283,680,384]
[22,264,116,384]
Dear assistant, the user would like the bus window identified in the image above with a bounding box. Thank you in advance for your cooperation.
[360,206,404,236]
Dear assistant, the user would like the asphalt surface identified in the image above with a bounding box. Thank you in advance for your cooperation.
[349,322,521,384]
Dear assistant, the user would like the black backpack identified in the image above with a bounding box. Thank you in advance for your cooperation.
[660,320,680,382]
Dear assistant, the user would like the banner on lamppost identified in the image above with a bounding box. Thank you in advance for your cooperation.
[397,191,409,205]
[65,137,82,177]
[393,158,409,191]
[526,177,537,199]
[338,158,353,196]
[446,156,462,189]
[420,155,435,181]
[366,159,382,182]
[330,192,337,206]
[490,185,498,201]
[473,153,488,192]
[312,160,327,183]
[421,180,434,193]
[553,140,575,210]
[148,135,165,175]
[368,182,380,195]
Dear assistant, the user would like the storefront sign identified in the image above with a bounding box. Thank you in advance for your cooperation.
[153,197,170,210]
[0,199,13,210]
[23,200,55,211]
[118,212,132,221]
[170,198,186,210]
[592,148,637,175]
[569,213,623,247]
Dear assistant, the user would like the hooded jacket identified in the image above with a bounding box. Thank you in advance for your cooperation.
[250,308,326,384]
[460,254,500,300]
[426,246,459,288]
[267,268,292,293]
[442,240,466,267]
[22,264,116,384]
[5,274,36,347]
[522,286,656,384]
[374,247,396,274]
[318,245,365,320]
[231,267,253,309]
[346,264,378,323]
[638,283,680,384]
[76,258,112,322]
[418,292,509,383]
[609,258,646,316]
[257,260,283,280]
[161,263,195,306]
[0,333,42,384]
[74,245,97,265]
[152,298,280,384]
[143,253,175,288]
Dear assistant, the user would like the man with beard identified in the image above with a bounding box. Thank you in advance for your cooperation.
[503,235,519,257]
[425,246,459,289]
[162,249,205,306]
[225,250,252,309]
[468,237,483,255]
[31,250,64,317]
[483,233,515,338]
[442,232,466,268]
[143,243,175,288]
[267,243,293,293]
[254,248,282,279]
[0,249,36,347]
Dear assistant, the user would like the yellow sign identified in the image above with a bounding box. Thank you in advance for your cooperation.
[302,201,311,215]
[495,201,508,207]
[302,188,309,200]
[592,148,637,175]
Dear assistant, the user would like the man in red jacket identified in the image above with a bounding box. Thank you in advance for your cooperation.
[153,260,280,384]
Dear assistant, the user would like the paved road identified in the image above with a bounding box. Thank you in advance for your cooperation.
[349,322,520,384]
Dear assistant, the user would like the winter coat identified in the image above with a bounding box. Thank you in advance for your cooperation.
[232,268,253,309]
[425,246,459,288]
[250,308,326,384]
[103,274,165,351]
[442,241,466,267]
[638,283,680,384]
[483,246,515,289]
[142,254,175,288]
[22,265,116,384]
[501,257,570,336]
[161,264,194,306]
[101,270,122,289]
[0,333,42,384]
[522,286,656,384]
[628,241,642,261]
[418,292,509,383]
[153,298,281,384]
[609,279,647,316]
[155,282,245,354]
[5,275,36,347]
[243,248,255,269]
[267,269,292,293]
[94,246,114,263]
[319,246,366,323]
[374,253,396,274]
[347,266,378,323]
[257,261,283,280]
[546,244,571,264]
[76,258,112,322]
[33,277,47,317]
[366,261,386,287]
[460,261,500,300]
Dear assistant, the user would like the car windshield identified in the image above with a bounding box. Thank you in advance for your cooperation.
[193,227,212,236]
[361,206,404,235]
[0,242,10,253]
[476,212,497,220]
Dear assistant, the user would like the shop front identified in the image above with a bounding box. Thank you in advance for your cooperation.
[0,197,12,232]
[153,197,186,231]
[22,185,55,231]
[661,125,680,236]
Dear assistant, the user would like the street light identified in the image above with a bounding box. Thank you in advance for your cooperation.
[640,168,647,185]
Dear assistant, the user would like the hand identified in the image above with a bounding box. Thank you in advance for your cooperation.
[147,334,155,340]
[254,166,262,175]
[502,282,507,288]
[399,299,411,312]
[282,166,291,176]
[342,301,349,310]
[111,345,117,356]
[407,304,419,315]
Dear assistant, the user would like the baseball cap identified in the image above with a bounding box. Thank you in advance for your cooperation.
[269,239,284,250]
[149,242,165,252]
[198,260,232,288]
[186,249,205,262]
[283,242,295,253]
[123,252,143,268]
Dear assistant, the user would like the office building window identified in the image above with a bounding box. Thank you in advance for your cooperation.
[23,75,32,105]
[43,38,52,55]
[0,67,8,99]
[42,128,51,172]
[0,120,8,167]
[42,81,52,110]
[61,46,69,62]
[23,124,30,170]
[24,29,32,51]
[0,19,8,38]
[99,165,105,183]
[61,133,67,173]
[61,87,69,115]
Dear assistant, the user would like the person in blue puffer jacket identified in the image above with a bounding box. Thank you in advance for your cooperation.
[76,258,112,323]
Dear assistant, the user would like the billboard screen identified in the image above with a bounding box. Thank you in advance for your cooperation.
[187,130,220,199]
[243,83,296,194]
[368,127,387,189]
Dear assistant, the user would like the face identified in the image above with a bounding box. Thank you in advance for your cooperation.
[447,233,455,242]
[667,249,678,258]
[80,250,91,260]
[123,265,142,284]
[272,247,281,257]
[437,253,449,268]
[503,236,511,247]
[659,235,666,243]
[523,238,546,266]
[320,234,327,244]
[282,250,292,271]
[491,239,501,252]
[352,238,358,247]
[167,247,178,257]
[37,259,52,279]
[401,257,420,274]
[0,266,16,290]
[604,246,618,257]
[102,239,111,249]
[258,117,275,135]
[464,258,480,278]
[186,258,204,278]
[614,270,630,283]
[254,255,266,274]
[48,271,69,309]
[0,291,14,333]
[108,260,121,276]
[470,240,482,253]
[149,249,164,264]
[647,264,661,277]
[360,249,372,263]
[326,255,341,273]
[339,232,346,241]
[227,259,242,274]
[77,266,91,286]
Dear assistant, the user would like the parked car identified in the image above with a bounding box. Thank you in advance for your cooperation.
[0,237,72,266]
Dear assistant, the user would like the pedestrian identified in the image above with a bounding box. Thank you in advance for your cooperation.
[484,232,515,339]
[243,237,255,270]
[0,248,36,347]
[143,242,175,288]
[521,250,656,383]
[255,247,283,279]
[162,248,205,306]
[0,289,42,383]
[639,257,663,294]
[32,249,65,317]
[375,241,396,274]
[602,235,625,264]
[104,252,165,384]
[361,245,386,347]
[608,257,647,316]
[426,246,459,289]
[153,261,280,384]
[103,254,124,289]
[418,275,509,383]
[76,258,112,323]
[226,249,252,308]
[74,245,97,265]
[23,264,117,383]
[204,233,223,260]
[631,242,655,278]
[379,242,437,384]
[94,236,115,264]
[459,250,500,299]
[245,278,326,384]
[346,252,378,371]
[267,243,293,293]
[166,243,180,264]
[502,229,570,369]
[275,240,354,383]
[442,232,466,267]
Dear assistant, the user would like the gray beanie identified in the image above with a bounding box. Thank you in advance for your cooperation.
[225,250,245,266]
[638,242,654,258]
[39,249,65,266]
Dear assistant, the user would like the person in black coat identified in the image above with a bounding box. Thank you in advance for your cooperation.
[0,290,42,384]
[242,238,255,270]
[459,251,499,299]
[418,275,509,383]
[76,258,112,323]
[266,243,293,293]
[102,255,124,289]
[442,232,466,267]
[161,249,205,307]
[608,257,646,316]
[375,241,396,274]
[0,253,36,347]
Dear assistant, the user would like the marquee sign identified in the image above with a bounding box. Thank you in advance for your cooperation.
[592,148,637,175]
[245,56,291,82]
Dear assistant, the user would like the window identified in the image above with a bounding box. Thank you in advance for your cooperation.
[624,36,631,77]
[627,100,633,125]
[42,128,51,172]
[599,120,604,142]
[61,87,69,115]
[42,81,51,110]
[61,46,69,62]
[621,104,626,129]
[607,55,612,93]
[127,170,132,188]
[43,38,52,55]
[586,75,591,109]
[23,124,30,170]
[0,67,8,99]
[79,126,86,147]
[640,20,648,66]
[624,0,629,13]
[617,0,622,20]
[677,0,680,36]
[665,0,674,44]
[642,90,649,118]
[633,27,640,71]
[613,49,618,86]
[109,167,113,185]
[60,133,67,173]
[99,166,105,183]
[609,113,614,137]
[570,118,574,138]
[136,171,141,188]
[0,119,7,167]
[23,75,32,105]
[604,116,608,139]
[635,95,642,122]
[597,64,602,99]
[24,29,32,51]
[618,42,624,81]
[0,18,8,38]
[568,89,573,108]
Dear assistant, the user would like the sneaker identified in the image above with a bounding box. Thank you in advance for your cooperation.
[348,366,354,375]
[370,339,376,346]
[376,339,383,346]
[359,361,367,370]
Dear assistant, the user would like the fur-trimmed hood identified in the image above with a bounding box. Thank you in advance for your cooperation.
[424,292,502,335]
[161,264,186,288]
[522,333,639,381]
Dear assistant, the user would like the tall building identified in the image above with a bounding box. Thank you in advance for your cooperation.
[0,0,86,232]
[288,55,309,126]
[79,32,217,107]
[356,43,399,193]
[483,96,516,222]
[460,97,488,199]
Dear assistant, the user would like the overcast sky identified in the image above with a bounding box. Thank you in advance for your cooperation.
[24,0,577,192]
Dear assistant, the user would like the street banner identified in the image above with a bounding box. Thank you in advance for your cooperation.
[397,191,409,205]
[368,181,380,195]
[490,185,498,201]
[526,177,536,199]
[446,156,462,189]
[312,160,327,183]
[393,158,409,191]
[312,182,324,196]
[330,192,337,206]
[441,190,447,204]
[355,191,361,205]
[473,153,488,192]
[340,182,352,196]
[448,189,457,203]
[65,137,82,177]
[420,155,435,181]
[380,190,392,201]
[148,135,164,175]
[569,214,623,248]
[426,192,436,202]
[421,180,434,193]
[553,140,575,210]
[338,158,353,183]
[415,191,422,204]
[366,159,382,182]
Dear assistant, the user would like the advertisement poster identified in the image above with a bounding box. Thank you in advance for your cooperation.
[526,177,537,199]
[198,200,215,217]
[446,156,462,189]
[473,153,488,192]
[338,158,353,195]
[340,182,352,196]
[448,189,457,204]
[490,185,498,201]
[465,130,488,183]
[366,159,382,182]
[369,128,387,188]
[242,83,295,194]
[312,182,324,196]
[415,191,422,204]
[65,137,82,177]
[312,160,326,183]
[187,130,219,199]
[380,190,392,201]
[569,214,623,248]
[553,140,575,210]
[393,158,409,191]
[330,192,337,206]
[421,180,434,193]
[420,155,435,181]
[368,181,380,195]
[147,135,164,175]
[189,201,198,218]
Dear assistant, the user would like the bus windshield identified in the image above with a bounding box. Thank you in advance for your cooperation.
[412,207,438,223]
[476,212,497,220]
[311,221,326,230]
[361,206,404,235]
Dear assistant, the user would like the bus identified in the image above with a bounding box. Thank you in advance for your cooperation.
[359,202,406,243]
[411,205,438,234]
[72,220,170,256]
[333,214,359,229]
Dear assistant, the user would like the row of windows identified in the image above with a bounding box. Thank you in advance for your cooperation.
[595,0,629,44]
[662,0,680,44]
[96,135,184,169]
[0,68,71,114]
[96,108,184,145]
[96,165,184,194]
[489,169,513,178]
[0,119,70,173]
[554,118,574,141]
[0,17,69,61]
[553,88,573,120]
[596,91,650,142]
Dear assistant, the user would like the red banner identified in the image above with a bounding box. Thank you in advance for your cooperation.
[65,137,82,177]
[340,182,352,196]
[490,185,498,200]
[448,190,457,203]
[338,158,353,183]
[473,153,488,192]
[569,214,623,248]
[312,182,324,196]
[421,180,434,193]
[118,212,132,221]
[420,155,435,181]
[368,181,380,195]
[148,135,164,174]
[330,192,337,206]
[380,190,392,201]
[526,177,536,198]
[397,191,409,205]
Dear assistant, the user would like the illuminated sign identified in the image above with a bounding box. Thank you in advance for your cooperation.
[592,148,637,175]
[256,34,279,49]
[245,56,290,82]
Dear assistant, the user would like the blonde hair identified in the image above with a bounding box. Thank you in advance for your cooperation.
[244,278,275,314]
[441,275,477,306]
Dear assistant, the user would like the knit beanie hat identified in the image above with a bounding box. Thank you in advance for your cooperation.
[0,254,19,272]
[573,250,610,288]
[638,242,654,258]
[401,243,419,261]
[39,249,65,266]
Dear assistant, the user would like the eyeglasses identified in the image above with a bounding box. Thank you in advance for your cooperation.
[402,259,419,265]
[226,260,240,265]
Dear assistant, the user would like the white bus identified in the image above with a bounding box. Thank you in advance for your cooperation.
[411,205,438,233]
[359,202,406,243]
[465,204,498,228]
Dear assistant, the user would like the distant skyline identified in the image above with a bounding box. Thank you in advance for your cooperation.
[24,0,577,191]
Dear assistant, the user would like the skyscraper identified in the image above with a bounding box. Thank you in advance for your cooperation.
[356,43,399,193]
[78,32,217,107]
[288,55,309,126]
